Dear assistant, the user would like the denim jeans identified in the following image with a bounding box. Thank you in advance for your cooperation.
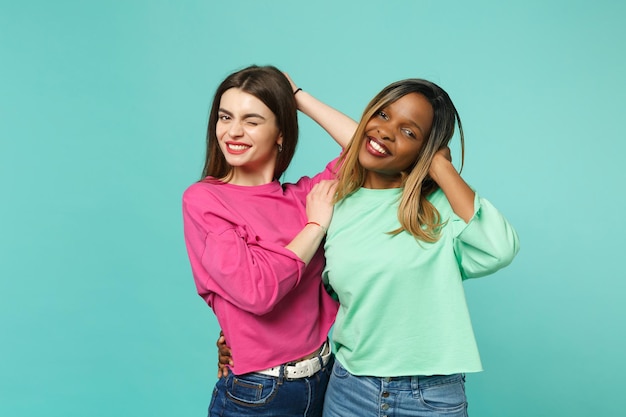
[323,359,468,417]
[209,355,334,417]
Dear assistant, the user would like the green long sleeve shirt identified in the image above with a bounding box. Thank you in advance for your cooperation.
[323,187,520,377]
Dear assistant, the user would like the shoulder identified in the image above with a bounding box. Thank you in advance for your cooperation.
[280,172,318,197]
[183,180,211,201]
[182,180,226,212]
[426,186,477,212]
[283,157,341,193]
[284,175,312,193]
[426,188,449,208]
[426,188,459,224]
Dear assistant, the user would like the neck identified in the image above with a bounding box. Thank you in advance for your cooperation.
[363,172,403,189]
[226,166,275,186]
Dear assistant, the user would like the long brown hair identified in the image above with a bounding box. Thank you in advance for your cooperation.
[201,65,298,181]
[335,79,464,242]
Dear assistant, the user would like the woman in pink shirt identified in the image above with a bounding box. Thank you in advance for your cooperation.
[182,65,352,417]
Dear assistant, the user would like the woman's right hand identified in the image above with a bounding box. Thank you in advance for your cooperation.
[216,330,233,378]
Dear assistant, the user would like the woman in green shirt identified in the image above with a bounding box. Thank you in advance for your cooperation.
[297,77,519,417]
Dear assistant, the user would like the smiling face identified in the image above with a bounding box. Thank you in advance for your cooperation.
[359,92,434,189]
[216,88,283,185]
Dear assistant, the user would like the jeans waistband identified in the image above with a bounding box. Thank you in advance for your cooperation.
[255,341,331,379]
[380,373,465,390]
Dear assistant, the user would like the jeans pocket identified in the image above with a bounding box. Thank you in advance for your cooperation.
[331,359,350,379]
[225,374,278,407]
[419,375,467,412]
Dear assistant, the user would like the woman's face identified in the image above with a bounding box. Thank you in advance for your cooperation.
[359,92,434,189]
[216,88,282,184]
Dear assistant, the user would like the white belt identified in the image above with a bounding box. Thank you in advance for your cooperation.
[255,342,331,379]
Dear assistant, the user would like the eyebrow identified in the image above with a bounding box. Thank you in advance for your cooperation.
[218,108,267,120]
[409,120,425,135]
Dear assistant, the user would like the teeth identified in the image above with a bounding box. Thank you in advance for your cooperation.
[369,139,387,154]
[228,143,250,151]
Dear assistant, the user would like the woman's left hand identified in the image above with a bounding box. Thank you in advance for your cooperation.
[283,72,299,94]
[305,179,338,232]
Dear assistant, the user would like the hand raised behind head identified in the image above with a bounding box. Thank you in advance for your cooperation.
[282,72,298,94]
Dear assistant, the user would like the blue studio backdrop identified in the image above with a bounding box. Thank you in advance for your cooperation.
[1,1,625,416]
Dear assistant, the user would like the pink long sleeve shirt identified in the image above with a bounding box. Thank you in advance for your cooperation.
[182,160,339,375]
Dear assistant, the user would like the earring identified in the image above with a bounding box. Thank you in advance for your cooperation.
[277,144,283,153]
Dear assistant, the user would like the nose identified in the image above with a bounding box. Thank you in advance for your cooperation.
[377,126,394,142]
[228,121,244,137]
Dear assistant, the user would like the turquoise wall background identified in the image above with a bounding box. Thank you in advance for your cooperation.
[1,1,625,416]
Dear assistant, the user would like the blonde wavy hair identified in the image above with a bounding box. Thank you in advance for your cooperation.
[335,79,465,242]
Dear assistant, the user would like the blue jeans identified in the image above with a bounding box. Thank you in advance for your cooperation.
[323,360,468,417]
[209,355,334,417]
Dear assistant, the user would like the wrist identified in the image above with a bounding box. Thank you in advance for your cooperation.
[428,155,452,181]
[305,221,327,234]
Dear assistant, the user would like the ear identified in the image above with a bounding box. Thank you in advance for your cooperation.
[276,132,284,147]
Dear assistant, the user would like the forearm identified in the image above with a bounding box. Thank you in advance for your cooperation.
[285,222,327,265]
[296,90,358,149]
[285,179,336,264]
[429,157,475,223]
[185,221,304,315]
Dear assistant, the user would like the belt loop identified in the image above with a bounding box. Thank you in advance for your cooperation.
[411,375,419,391]
[277,364,285,385]
[317,340,328,368]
